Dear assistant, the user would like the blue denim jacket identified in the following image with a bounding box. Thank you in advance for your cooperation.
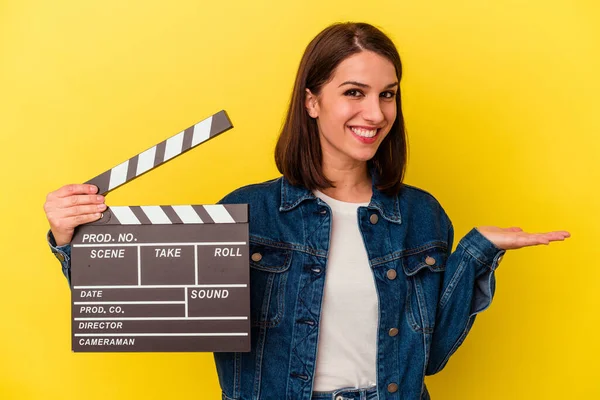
[48,176,505,400]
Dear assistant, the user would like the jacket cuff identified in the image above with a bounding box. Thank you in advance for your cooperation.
[458,227,506,315]
[459,228,505,269]
[47,230,71,265]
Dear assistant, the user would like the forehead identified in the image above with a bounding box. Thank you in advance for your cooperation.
[329,51,396,84]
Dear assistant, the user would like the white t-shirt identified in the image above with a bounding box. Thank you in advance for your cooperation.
[312,190,378,391]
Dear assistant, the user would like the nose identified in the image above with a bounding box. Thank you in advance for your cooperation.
[361,96,385,125]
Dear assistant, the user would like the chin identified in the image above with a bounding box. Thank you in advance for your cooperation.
[349,151,378,163]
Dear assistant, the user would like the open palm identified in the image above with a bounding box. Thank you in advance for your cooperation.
[477,226,571,250]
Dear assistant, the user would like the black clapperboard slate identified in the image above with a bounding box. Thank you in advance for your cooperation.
[70,110,250,352]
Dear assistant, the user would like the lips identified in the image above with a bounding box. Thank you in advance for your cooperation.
[348,126,380,144]
[349,126,378,138]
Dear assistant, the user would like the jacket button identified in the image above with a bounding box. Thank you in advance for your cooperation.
[425,256,436,266]
[386,269,397,280]
[388,327,399,337]
[251,252,262,262]
[55,252,65,262]
[369,214,379,224]
[387,383,398,393]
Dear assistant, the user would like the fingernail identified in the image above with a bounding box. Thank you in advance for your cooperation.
[90,185,98,193]
[98,203,106,210]
[96,196,104,201]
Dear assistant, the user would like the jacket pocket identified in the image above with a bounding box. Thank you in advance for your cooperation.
[249,243,292,328]
[402,245,448,334]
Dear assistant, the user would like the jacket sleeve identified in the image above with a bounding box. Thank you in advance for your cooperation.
[47,230,73,286]
[425,219,505,375]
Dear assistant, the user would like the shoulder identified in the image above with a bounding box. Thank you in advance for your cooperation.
[399,183,451,224]
[400,183,442,205]
[218,176,283,205]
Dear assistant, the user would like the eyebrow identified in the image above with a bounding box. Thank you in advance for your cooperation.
[338,81,399,89]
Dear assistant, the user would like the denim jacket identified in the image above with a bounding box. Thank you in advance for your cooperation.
[48,176,505,400]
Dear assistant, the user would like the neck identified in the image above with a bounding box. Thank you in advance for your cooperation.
[320,159,372,203]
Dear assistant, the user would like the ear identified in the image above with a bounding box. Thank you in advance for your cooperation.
[305,88,319,118]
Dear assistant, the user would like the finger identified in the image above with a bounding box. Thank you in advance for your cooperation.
[515,233,550,247]
[552,230,571,237]
[512,231,569,249]
[55,184,99,198]
[62,213,103,228]
[529,233,566,245]
[58,194,105,208]
[533,230,570,237]
[59,203,107,217]
[529,231,568,240]
[545,232,571,241]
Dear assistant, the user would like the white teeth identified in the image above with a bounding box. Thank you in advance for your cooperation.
[350,127,378,138]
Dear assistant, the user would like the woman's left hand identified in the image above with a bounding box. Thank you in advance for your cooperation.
[476,226,571,250]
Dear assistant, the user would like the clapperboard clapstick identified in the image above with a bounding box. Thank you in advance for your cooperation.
[70,110,251,353]
[87,110,233,195]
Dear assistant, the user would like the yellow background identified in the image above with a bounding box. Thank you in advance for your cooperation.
[1,0,598,398]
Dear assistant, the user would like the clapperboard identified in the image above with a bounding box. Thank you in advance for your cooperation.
[70,110,250,353]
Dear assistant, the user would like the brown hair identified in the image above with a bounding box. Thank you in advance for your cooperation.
[274,22,408,196]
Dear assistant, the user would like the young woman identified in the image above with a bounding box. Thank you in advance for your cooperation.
[44,22,570,400]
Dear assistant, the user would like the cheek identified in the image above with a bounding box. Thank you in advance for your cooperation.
[384,102,397,122]
[332,102,360,127]
[377,104,397,140]
[321,99,357,122]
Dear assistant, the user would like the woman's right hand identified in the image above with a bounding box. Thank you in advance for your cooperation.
[44,184,107,246]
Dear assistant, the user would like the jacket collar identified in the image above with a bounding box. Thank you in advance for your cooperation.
[279,176,402,224]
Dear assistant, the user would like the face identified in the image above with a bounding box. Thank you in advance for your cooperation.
[305,50,398,167]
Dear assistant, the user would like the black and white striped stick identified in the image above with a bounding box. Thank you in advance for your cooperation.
[96,204,247,225]
[86,110,233,195]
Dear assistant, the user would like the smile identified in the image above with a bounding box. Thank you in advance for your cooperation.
[350,126,378,137]
[348,126,381,144]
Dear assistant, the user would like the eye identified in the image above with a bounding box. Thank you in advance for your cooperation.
[344,89,364,97]
[380,91,396,99]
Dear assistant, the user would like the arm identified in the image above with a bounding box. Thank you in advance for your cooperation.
[425,221,504,375]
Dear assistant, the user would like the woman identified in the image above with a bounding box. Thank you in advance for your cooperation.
[44,22,570,400]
